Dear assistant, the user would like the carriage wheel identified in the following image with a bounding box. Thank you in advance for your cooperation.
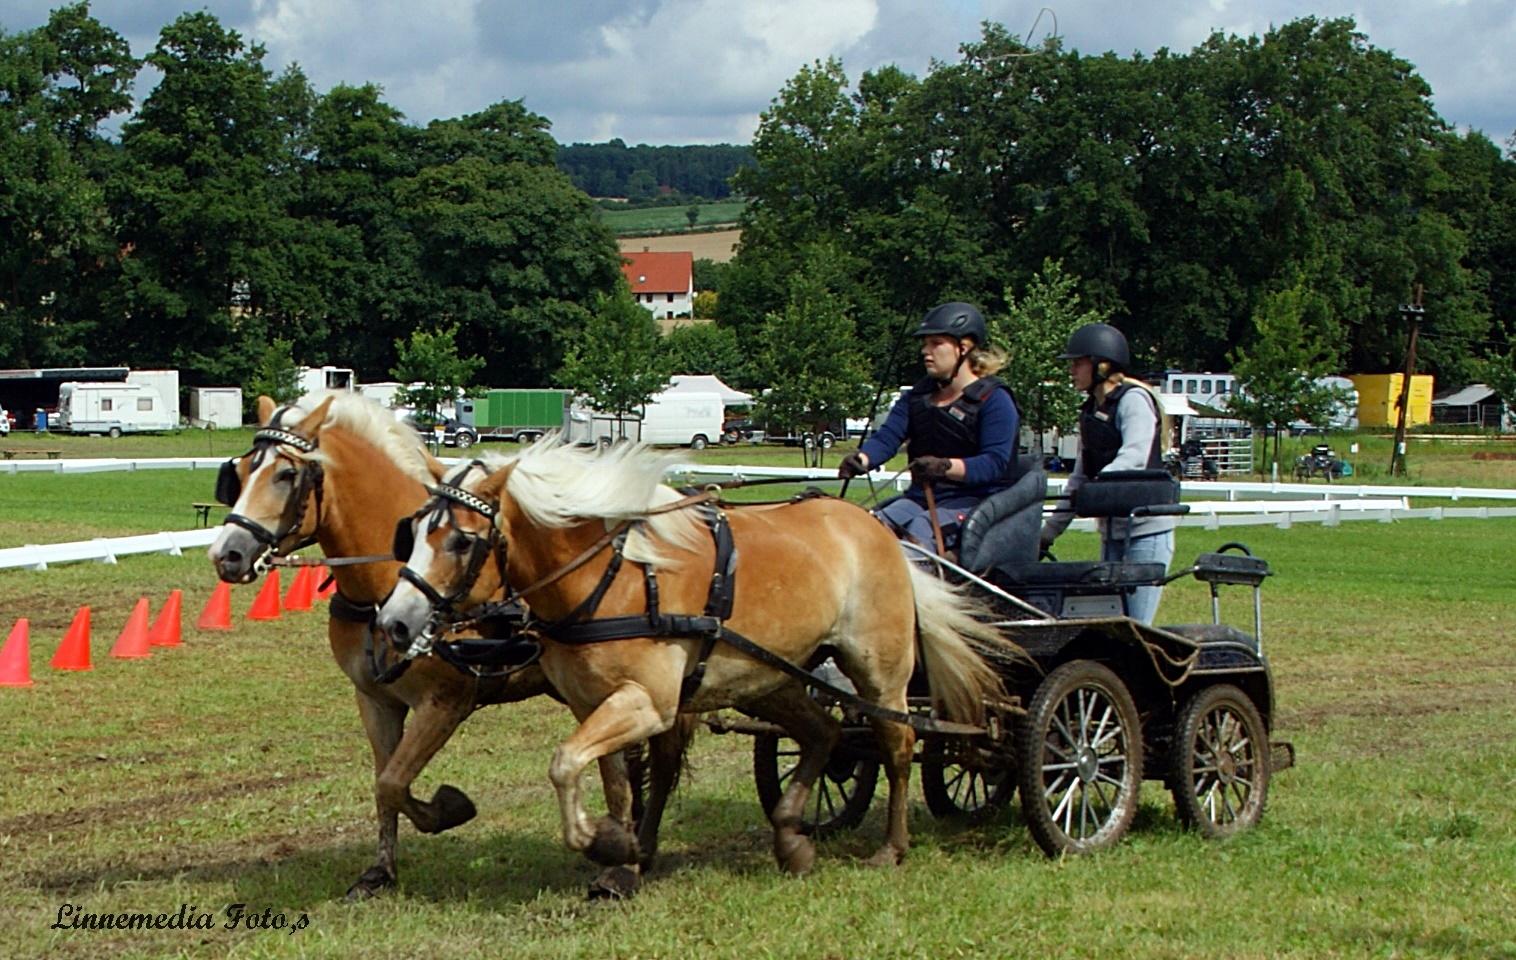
[1016,660,1143,857]
[1169,684,1270,838]
[753,724,877,838]
[920,738,1014,823]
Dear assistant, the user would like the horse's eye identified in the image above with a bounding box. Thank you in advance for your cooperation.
[444,531,472,555]
[274,467,297,484]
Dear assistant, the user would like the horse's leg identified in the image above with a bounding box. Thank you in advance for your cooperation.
[863,715,915,867]
[549,683,672,868]
[635,715,696,870]
[743,684,840,876]
[583,718,695,901]
[347,689,408,901]
[374,696,477,835]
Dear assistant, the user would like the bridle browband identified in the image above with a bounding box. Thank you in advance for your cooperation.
[216,410,326,572]
[389,462,509,657]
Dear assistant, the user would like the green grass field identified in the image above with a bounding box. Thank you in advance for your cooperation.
[1,438,1514,958]
[598,201,746,235]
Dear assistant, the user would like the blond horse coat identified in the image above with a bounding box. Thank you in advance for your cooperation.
[378,439,1014,875]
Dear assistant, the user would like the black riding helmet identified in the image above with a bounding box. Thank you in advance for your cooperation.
[912,301,988,347]
[1058,323,1130,371]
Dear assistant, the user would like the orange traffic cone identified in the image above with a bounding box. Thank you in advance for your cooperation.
[197,582,233,631]
[247,570,282,620]
[283,565,314,611]
[110,598,152,659]
[149,589,183,647]
[316,565,337,600]
[0,619,34,687]
[51,606,92,671]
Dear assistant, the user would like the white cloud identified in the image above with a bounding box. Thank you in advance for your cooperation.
[2,0,1512,144]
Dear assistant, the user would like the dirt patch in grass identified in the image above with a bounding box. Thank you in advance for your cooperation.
[0,774,324,842]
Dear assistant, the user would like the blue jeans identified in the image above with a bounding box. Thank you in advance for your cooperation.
[1102,528,1175,625]
[875,494,980,556]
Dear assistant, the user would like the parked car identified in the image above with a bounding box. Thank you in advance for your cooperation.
[402,414,478,449]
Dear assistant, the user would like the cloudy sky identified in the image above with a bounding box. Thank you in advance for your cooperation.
[4,0,1514,146]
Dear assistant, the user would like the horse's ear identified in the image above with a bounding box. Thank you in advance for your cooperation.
[257,396,276,425]
[423,449,448,481]
[476,465,512,502]
[293,396,334,437]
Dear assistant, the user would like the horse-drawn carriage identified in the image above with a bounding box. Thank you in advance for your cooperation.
[210,393,1291,899]
[733,463,1292,856]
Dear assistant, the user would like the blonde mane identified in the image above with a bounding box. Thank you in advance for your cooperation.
[279,390,434,485]
[481,435,701,566]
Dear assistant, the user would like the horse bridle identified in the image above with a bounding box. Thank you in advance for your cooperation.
[390,462,508,647]
[215,413,325,570]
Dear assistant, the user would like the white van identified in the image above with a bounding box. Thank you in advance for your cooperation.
[640,390,723,449]
[57,381,176,436]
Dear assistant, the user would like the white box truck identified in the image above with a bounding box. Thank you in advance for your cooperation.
[640,390,723,449]
[57,381,176,436]
[189,387,243,428]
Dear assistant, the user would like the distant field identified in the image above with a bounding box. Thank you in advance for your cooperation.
[619,229,741,263]
[599,200,746,235]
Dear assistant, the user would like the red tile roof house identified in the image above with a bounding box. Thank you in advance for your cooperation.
[621,249,696,331]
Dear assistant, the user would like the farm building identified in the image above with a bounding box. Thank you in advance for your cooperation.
[621,249,695,330]
[1431,383,1510,430]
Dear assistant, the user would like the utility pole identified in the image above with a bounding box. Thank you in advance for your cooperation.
[1389,285,1424,477]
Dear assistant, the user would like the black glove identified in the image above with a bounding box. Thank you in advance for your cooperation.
[909,456,952,483]
[837,450,869,479]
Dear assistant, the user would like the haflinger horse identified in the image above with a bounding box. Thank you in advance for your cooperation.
[206,393,688,900]
[376,437,1017,876]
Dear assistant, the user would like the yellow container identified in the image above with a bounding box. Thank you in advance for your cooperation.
[1349,373,1434,427]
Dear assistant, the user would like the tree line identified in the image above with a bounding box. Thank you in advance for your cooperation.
[5,7,1516,436]
[556,141,754,200]
[718,18,1516,412]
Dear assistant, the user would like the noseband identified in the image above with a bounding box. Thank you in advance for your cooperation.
[217,417,325,570]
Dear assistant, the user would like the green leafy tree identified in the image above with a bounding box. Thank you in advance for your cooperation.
[556,288,673,431]
[685,205,700,228]
[1226,285,1348,473]
[0,5,136,366]
[244,337,301,413]
[755,254,873,449]
[990,259,1101,448]
[392,325,485,424]
[663,322,753,386]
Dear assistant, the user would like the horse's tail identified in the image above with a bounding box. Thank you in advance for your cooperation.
[907,564,1021,726]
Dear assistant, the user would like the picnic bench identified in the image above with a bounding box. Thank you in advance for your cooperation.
[192,502,221,527]
[1,449,63,459]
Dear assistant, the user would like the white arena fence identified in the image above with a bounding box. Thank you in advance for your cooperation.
[2,458,1515,572]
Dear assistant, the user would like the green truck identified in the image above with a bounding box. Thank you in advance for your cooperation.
[455,389,571,442]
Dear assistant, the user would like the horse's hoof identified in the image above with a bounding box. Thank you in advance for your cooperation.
[585,815,641,866]
[587,865,641,901]
[775,832,816,876]
[423,784,477,833]
[865,845,904,868]
[343,865,395,902]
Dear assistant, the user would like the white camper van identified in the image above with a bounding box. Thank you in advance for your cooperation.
[56,381,175,436]
[640,390,724,449]
[297,365,356,396]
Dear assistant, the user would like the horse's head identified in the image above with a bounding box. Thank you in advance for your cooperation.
[208,394,335,583]
[377,457,512,654]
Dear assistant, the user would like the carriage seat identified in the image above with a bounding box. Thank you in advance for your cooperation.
[956,460,1048,574]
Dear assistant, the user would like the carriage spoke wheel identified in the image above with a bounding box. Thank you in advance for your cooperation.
[1017,660,1143,857]
[921,738,1014,823]
[1169,684,1270,838]
[753,720,877,839]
